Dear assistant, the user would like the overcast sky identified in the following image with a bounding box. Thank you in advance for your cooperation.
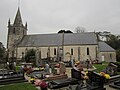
[0,0,120,47]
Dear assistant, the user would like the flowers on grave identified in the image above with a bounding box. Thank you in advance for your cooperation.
[100,72,110,79]
[34,79,42,86]
[104,74,110,79]
[84,71,89,79]
[84,75,89,79]
[30,76,35,84]
[75,61,80,66]
[39,67,45,71]
[26,67,33,75]
[34,79,48,89]
[33,68,40,71]
[39,80,48,89]
[54,63,60,68]
[100,72,105,76]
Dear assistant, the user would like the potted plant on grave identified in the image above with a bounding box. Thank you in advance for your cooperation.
[39,81,48,90]
[34,79,48,90]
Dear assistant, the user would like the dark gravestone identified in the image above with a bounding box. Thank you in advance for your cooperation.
[9,63,15,70]
[0,71,26,85]
[87,71,106,90]
[109,80,120,89]
[29,71,46,79]
[71,69,84,87]
[71,68,82,80]
[102,62,117,76]
[48,78,79,89]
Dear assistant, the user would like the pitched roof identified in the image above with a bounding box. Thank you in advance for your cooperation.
[18,32,97,47]
[98,42,115,52]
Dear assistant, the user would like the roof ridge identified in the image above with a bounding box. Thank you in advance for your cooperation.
[26,32,95,36]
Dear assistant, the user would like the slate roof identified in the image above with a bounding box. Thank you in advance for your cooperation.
[98,42,115,52]
[18,32,97,47]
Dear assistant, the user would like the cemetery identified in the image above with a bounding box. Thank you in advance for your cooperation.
[1,1,119,89]
[0,60,120,90]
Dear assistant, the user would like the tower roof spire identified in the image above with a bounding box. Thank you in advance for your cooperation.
[13,7,23,26]
[8,18,11,26]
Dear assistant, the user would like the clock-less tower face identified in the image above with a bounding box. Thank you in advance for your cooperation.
[7,8,27,58]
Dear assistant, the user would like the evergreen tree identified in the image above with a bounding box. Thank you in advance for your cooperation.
[25,49,36,63]
[105,34,120,61]
[0,42,5,60]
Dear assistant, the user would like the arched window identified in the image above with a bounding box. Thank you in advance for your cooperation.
[22,52,24,59]
[71,48,74,55]
[54,48,56,55]
[87,47,89,55]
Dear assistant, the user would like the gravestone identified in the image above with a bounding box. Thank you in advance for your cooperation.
[102,62,118,76]
[0,70,26,85]
[87,71,106,90]
[80,61,92,69]
[44,64,50,74]
[59,62,66,74]
[9,63,15,70]
[109,80,120,89]
[48,78,79,89]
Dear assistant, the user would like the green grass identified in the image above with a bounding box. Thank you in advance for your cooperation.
[15,66,20,71]
[0,83,38,90]
[93,62,109,73]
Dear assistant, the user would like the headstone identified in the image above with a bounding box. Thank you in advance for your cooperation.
[87,71,105,90]
[102,62,118,76]
[59,62,66,74]
[9,63,15,70]
[45,64,50,74]
[71,68,81,80]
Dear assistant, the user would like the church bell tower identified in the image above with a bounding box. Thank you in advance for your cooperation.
[7,8,27,58]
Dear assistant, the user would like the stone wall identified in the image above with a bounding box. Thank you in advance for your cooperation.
[99,52,116,62]
[17,45,98,62]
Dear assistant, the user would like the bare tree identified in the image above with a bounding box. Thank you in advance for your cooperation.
[75,26,86,33]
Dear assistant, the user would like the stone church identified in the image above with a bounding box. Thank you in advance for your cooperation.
[7,8,116,63]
